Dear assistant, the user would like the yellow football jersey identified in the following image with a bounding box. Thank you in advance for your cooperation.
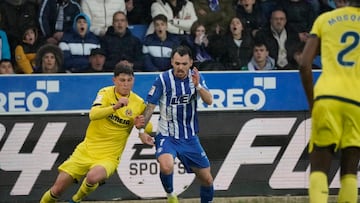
[311,7,360,103]
[82,86,147,160]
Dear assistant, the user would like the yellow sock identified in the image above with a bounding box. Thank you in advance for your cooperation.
[72,178,99,202]
[338,174,357,203]
[40,190,58,203]
[309,171,328,203]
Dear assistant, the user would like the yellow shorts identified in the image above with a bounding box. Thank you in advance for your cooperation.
[58,142,119,182]
[309,99,360,153]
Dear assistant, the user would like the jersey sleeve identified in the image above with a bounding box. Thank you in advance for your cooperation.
[309,14,323,38]
[89,87,114,120]
[146,76,163,105]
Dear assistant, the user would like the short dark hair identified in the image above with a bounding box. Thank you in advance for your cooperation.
[171,45,193,59]
[153,14,167,23]
[114,63,134,77]
[0,58,12,65]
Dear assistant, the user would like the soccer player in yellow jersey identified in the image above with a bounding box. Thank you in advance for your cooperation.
[299,1,360,203]
[40,64,154,203]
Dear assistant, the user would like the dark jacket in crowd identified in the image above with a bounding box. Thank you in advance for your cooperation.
[277,0,315,33]
[255,25,302,70]
[39,0,82,38]
[235,3,267,35]
[0,0,38,58]
[101,26,143,72]
[209,31,254,70]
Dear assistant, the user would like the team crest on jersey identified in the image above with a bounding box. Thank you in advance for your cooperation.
[148,86,156,96]
[125,109,133,117]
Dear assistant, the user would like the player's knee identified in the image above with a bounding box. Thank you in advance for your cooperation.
[50,185,65,197]
[159,162,174,174]
[198,173,213,186]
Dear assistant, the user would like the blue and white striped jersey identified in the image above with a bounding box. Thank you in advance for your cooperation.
[146,69,209,139]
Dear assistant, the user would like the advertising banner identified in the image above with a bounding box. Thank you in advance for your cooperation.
[0,71,320,114]
[0,111,349,202]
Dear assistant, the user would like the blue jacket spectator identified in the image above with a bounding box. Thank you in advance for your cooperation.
[101,11,143,72]
[0,30,11,60]
[59,13,100,72]
[142,14,181,71]
[39,0,81,45]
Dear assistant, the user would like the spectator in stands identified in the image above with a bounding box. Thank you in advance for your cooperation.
[258,0,277,19]
[101,11,143,72]
[85,48,106,73]
[209,16,254,70]
[277,0,316,43]
[126,0,155,25]
[146,0,198,35]
[0,0,39,61]
[184,20,223,71]
[59,13,100,73]
[255,9,302,70]
[0,30,11,60]
[35,43,64,73]
[192,0,235,38]
[81,0,126,37]
[38,0,81,45]
[142,14,181,72]
[0,59,15,74]
[334,0,349,7]
[15,26,45,74]
[235,0,267,38]
[244,41,276,71]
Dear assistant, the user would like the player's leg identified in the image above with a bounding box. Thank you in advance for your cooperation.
[158,153,177,202]
[338,102,360,203]
[155,135,177,202]
[308,99,341,203]
[71,161,116,203]
[192,167,214,203]
[309,145,333,203]
[338,147,360,203]
[185,137,213,203]
[40,171,74,203]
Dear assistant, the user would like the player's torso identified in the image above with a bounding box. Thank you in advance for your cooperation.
[86,87,145,156]
[158,71,199,139]
[314,7,360,102]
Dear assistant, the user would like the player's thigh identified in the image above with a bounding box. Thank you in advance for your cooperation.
[58,147,93,182]
[309,99,342,152]
[178,137,210,173]
[340,102,360,149]
[91,158,119,179]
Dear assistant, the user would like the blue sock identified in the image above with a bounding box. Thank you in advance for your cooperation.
[200,185,214,203]
[160,172,174,193]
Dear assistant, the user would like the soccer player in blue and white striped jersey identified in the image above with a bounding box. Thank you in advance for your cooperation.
[138,45,214,203]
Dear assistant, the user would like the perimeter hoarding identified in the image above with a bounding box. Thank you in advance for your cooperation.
[0,71,320,113]
[0,111,349,202]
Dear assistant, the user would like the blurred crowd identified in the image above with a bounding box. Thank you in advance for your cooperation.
[0,0,347,74]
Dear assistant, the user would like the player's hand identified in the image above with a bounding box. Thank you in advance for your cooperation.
[191,67,200,87]
[134,115,145,129]
[138,133,154,146]
[113,97,128,110]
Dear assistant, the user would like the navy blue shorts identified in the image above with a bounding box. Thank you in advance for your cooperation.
[155,134,210,173]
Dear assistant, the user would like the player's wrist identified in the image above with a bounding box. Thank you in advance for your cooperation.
[138,128,145,134]
[196,83,203,91]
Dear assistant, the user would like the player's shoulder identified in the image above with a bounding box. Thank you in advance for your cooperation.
[129,91,145,103]
[98,86,114,95]
[98,86,114,93]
